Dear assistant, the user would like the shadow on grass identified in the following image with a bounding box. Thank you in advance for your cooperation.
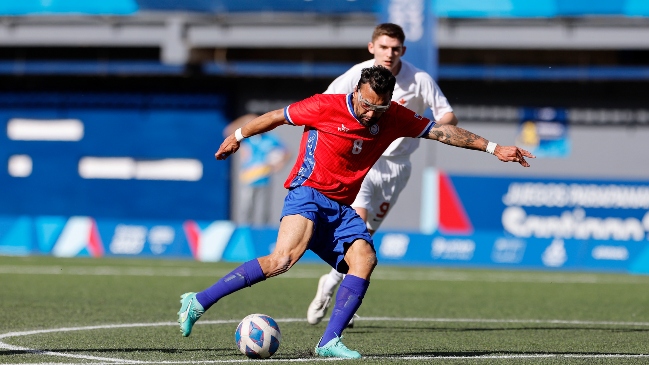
[2,348,647,360]
[0,347,237,356]
[0,348,313,361]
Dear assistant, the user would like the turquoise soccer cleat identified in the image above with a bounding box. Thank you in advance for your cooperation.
[177,292,204,337]
[314,336,361,359]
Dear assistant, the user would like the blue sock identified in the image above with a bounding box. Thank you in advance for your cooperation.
[318,275,369,347]
[195,259,266,310]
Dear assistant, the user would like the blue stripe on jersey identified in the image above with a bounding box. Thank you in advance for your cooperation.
[284,106,296,125]
[345,93,359,121]
[290,128,318,188]
[417,120,436,138]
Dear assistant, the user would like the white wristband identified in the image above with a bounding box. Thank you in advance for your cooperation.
[234,128,245,142]
[486,141,497,154]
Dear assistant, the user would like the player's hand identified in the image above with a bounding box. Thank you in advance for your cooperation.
[215,134,241,160]
[494,145,535,167]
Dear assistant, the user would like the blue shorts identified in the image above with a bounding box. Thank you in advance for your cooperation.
[280,186,374,273]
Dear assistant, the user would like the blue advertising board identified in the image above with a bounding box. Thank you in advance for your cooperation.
[2,171,649,275]
[417,171,649,273]
[379,0,437,81]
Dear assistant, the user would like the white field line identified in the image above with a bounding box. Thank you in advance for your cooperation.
[2,318,649,364]
[1,264,648,285]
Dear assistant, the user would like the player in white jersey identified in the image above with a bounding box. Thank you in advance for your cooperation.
[307,23,459,326]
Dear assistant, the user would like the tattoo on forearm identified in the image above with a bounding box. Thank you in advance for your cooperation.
[429,125,484,150]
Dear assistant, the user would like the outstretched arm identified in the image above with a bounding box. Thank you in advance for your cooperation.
[215,109,288,160]
[425,123,535,167]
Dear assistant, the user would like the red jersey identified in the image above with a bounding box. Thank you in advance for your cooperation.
[283,93,435,205]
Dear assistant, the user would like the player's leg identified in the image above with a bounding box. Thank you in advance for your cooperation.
[178,214,313,337]
[314,204,376,359]
[322,269,344,298]
[315,238,376,359]
[363,157,412,232]
[328,163,381,329]
[331,158,410,330]
[257,214,313,277]
[329,157,410,332]
[307,169,377,324]
[307,268,343,324]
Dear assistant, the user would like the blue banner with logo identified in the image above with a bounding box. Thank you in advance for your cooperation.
[3,173,649,275]
[417,171,649,273]
[379,0,437,80]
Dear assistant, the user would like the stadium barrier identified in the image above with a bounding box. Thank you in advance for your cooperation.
[1,215,648,274]
[2,100,648,278]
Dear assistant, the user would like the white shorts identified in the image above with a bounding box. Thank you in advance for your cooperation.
[351,155,412,231]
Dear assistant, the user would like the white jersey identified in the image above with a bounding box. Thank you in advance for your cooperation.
[324,59,453,157]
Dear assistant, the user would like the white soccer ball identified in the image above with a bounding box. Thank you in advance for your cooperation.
[234,313,281,359]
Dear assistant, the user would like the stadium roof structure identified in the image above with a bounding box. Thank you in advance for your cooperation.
[1,0,649,77]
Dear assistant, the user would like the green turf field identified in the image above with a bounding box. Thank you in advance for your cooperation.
[1,255,649,364]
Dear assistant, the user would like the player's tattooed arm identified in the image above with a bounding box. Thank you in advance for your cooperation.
[426,124,485,150]
[425,124,536,167]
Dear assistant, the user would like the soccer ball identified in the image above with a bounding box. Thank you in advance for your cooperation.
[234,314,281,359]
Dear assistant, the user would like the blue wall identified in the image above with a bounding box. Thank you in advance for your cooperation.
[0,93,231,221]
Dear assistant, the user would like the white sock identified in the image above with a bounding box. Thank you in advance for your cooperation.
[321,268,344,297]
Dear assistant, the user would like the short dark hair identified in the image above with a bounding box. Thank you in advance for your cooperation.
[371,23,406,45]
[357,65,396,96]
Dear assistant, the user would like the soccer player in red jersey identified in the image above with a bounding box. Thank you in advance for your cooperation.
[308,24,458,326]
[177,65,534,359]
